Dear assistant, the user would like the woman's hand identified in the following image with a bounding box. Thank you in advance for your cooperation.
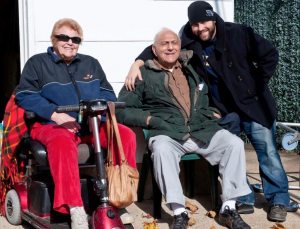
[125,60,144,91]
[51,112,81,133]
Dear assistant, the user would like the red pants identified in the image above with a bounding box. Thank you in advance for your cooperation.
[30,122,136,214]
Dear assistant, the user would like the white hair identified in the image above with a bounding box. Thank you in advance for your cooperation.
[153,27,180,46]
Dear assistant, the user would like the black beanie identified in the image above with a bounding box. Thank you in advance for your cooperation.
[188,1,216,25]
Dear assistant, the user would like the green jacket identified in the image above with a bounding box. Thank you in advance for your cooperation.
[117,50,222,145]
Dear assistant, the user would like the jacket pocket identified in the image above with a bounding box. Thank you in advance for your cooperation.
[149,116,172,131]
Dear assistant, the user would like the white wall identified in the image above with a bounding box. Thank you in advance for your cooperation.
[18,0,234,95]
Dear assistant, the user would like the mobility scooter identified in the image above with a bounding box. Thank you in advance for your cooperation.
[3,99,132,228]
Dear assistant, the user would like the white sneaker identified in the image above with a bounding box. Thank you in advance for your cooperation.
[70,206,89,229]
[119,208,134,224]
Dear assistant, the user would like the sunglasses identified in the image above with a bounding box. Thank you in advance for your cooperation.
[55,34,82,44]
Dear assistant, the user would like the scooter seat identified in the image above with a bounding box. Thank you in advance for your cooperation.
[28,140,48,166]
[23,111,94,166]
[27,139,93,166]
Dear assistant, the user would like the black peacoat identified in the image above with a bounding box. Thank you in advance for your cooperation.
[180,13,279,128]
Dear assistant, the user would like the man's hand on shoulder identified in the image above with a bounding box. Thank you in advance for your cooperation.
[125,59,145,91]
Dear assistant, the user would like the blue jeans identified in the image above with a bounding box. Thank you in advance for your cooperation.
[218,112,241,136]
[238,121,290,206]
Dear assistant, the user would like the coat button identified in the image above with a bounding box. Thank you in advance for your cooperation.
[238,75,242,81]
[228,61,232,68]
[247,89,252,95]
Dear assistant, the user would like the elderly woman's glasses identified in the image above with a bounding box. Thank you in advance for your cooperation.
[55,34,82,44]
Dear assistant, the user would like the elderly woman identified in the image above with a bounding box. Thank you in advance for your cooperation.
[15,18,136,229]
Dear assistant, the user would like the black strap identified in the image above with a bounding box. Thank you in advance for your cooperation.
[66,64,81,102]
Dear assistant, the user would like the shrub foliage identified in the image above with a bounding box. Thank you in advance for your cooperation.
[235,0,299,123]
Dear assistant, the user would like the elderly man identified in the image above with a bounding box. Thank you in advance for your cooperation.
[117,28,251,229]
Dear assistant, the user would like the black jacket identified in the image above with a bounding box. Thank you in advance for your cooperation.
[180,14,278,128]
[138,14,278,128]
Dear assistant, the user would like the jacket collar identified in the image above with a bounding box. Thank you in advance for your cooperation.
[181,13,226,54]
[47,46,80,64]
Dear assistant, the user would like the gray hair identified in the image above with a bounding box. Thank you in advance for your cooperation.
[153,28,180,46]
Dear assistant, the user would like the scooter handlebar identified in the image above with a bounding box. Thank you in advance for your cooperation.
[55,101,126,113]
[56,105,80,113]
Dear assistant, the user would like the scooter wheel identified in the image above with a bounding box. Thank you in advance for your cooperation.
[5,189,22,225]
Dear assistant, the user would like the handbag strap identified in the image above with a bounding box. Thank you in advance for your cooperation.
[106,108,114,164]
[107,102,127,164]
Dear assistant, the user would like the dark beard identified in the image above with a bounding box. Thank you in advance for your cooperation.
[199,27,216,45]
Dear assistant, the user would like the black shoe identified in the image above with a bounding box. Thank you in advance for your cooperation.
[219,206,251,229]
[267,204,287,222]
[171,211,189,229]
[236,203,254,214]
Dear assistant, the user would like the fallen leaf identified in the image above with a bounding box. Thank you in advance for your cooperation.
[185,200,199,213]
[142,213,153,219]
[270,223,286,229]
[205,210,217,218]
[143,220,158,229]
[188,216,196,226]
[142,213,156,224]
[276,223,286,229]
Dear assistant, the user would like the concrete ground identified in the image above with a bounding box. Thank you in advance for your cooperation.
[0,145,299,229]
[127,145,300,229]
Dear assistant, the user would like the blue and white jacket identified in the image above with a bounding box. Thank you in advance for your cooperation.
[16,47,116,123]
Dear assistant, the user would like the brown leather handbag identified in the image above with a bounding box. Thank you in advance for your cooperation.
[105,102,139,208]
